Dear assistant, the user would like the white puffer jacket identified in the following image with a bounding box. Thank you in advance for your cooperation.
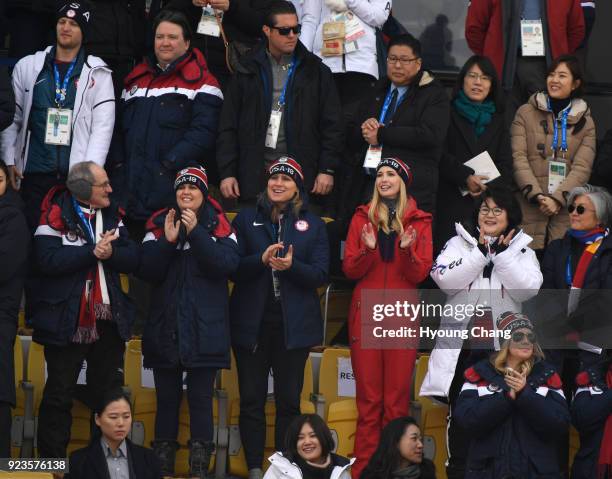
[1,46,115,175]
[419,223,543,398]
[300,0,391,79]
[263,452,355,479]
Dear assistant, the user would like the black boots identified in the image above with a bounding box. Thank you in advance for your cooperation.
[189,440,215,479]
[152,439,179,477]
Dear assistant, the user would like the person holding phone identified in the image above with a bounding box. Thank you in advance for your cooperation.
[139,166,239,478]
[454,312,570,479]
[230,156,329,479]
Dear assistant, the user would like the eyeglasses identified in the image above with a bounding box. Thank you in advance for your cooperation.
[466,71,492,82]
[387,56,420,65]
[568,204,595,215]
[269,24,301,35]
[91,180,111,189]
[478,206,504,217]
[511,331,537,344]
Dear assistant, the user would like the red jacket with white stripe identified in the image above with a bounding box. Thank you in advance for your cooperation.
[115,48,223,220]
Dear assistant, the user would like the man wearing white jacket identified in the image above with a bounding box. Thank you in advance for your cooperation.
[1,1,115,228]
[420,186,542,479]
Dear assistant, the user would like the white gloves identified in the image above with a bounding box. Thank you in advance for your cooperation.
[324,0,349,13]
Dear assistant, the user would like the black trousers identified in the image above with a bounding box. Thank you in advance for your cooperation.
[233,321,309,469]
[0,402,10,458]
[37,321,125,458]
[153,366,217,442]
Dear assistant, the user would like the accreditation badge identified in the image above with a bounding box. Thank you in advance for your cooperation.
[520,19,545,57]
[363,145,382,169]
[197,6,222,37]
[265,110,282,149]
[45,108,72,146]
[547,159,567,194]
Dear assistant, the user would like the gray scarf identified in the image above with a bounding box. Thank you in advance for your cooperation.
[392,465,421,479]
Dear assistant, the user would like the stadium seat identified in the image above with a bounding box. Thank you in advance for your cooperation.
[123,339,221,476]
[320,285,352,346]
[11,336,26,458]
[226,212,237,222]
[568,425,580,471]
[0,473,54,478]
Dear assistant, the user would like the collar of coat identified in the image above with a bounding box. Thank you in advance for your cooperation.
[454,222,534,252]
[355,196,432,225]
[267,452,355,479]
[466,358,562,391]
[40,45,110,72]
[529,92,589,124]
[234,40,312,75]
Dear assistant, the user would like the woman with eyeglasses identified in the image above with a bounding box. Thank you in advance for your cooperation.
[343,157,433,478]
[512,54,596,254]
[421,184,542,479]
[434,55,512,254]
[539,185,612,376]
[454,312,570,479]
[230,157,329,479]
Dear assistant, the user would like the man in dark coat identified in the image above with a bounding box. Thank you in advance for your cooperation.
[0,161,29,458]
[352,33,449,216]
[216,0,343,210]
[31,161,139,459]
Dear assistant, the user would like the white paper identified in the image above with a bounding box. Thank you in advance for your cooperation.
[337,357,356,397]
[460,151,501,197]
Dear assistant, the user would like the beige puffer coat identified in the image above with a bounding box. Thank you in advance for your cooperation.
[511,92,596,250]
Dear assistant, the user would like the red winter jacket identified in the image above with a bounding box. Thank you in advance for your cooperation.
[465,0,585,80]
[343,198,433,339]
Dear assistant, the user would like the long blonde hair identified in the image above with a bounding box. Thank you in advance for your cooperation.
[493,337,545,377]
[368,180,409,235]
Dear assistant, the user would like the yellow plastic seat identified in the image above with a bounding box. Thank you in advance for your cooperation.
[568,425,580,470]
[421,404,449,479]
[0,473,54,478]
[326,399,357,458]
[226,212,237,222]
[320,286,352,346]
[12,336,25,458]
[316,348,353,420]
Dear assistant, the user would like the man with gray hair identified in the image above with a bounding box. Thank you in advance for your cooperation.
[30,161,139,459]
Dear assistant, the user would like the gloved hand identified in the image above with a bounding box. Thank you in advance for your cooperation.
[325,0,349,13]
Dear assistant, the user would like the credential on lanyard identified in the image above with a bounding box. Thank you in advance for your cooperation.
[54,57,78,108]
[277,58,296,111]
[548,97,570,159]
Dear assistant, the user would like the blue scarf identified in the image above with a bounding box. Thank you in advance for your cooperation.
[453,90,496,137]
[568,227,606,245]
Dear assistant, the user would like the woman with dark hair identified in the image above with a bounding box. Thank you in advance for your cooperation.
[139,166,239,478]
[230,157,329,479]
[361,417,436,479]
[263,414,354,479]
[0,159,29,458]
[454,313,570,479]
[343,157,433,478]
[67,389,162,479]
[434,55,512,253]
[512,54,596,253]
[421,185,542,479]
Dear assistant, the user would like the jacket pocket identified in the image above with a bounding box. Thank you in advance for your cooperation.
[30,297,69,335]
[158,94,192,129]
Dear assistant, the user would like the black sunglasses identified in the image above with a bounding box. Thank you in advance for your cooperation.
[270,24,301,35]
[511,331,537,343]
[568,204,594,215]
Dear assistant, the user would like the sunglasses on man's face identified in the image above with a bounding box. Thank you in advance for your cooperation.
[270,24,301,36]
[568,204,595,215]
[511,331,537,344]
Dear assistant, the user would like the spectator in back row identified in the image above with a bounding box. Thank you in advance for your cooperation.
[0,66,15,132]
[140,167,239,478]
[114,9,222,239]
[216,0,343,212]
[1,1,115,229]
[465,0,585,124]
[0,160,29,458]
[343,158,433,479]
[353,34,449,216]
[67,389,162,479]
[31,161,139,460]
[434,55,512,254]
[512,55,596,253]
[230,157,329,479]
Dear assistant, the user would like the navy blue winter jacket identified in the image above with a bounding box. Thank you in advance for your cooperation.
[454,358,570,479]
[230,199,329,350]
[139,198,239,369]
[115,48,222,220]
[30,187,139,346]
[571,360,612,479]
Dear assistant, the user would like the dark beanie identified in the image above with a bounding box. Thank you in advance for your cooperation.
[268,156,304,190]
[496,312,534,335]
[57,2,92,39]
[377,157,413,188]
[174,167,208,196]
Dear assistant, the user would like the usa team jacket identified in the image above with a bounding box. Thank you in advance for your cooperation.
[454,358,570,479]
[571,361,612,479]
[117,48,223,220]
[139,198,239,369]
[31,186,139,346]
